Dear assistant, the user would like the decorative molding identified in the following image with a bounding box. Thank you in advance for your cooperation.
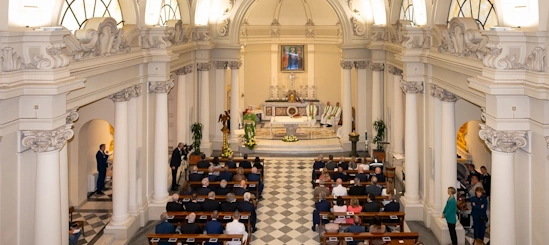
[228,61,242,70]
[191,28,211,41]
[27,42,70,70]
[270,28,280,37]
[176,65,194,75]
[400,80,424,94]
[224,0,235,15]
[390,20,410,44]
[369,62,384,71]
[347,0,359,12]
[240,19,249,37]
[271,19,280,26]
[22,124,74,153]
[433,18,488,60]
[306,19,315,26]
[478,124,527,153]
[197,63,212,71]
[480,107,486,122]
[305,28,315,37]
[131,84,143,97]
[218,18,230,37]
[340,61,353,70]
[66,109,79,124]
[354,61,368,69]
[148,80,174,94]
[429,84,439,97]
[0,47,27,71]
[371,27,388,41]
[524,47,545,72]
[141,34,151,48]
[350,17,365,36]
[108,87,133,102]
[166,20,188,44]
[213,61,228,69]
[387,65,402,75]
[437,87,460,102]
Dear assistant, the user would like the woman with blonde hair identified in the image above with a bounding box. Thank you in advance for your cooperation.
[442,186,458,245]
[324,212,340,245]
[232,167,246,182]
[319,168,332,182]
[346,197,362,224]
[382,178,395,196]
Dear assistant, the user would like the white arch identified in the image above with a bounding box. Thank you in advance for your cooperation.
[387,0,404,24]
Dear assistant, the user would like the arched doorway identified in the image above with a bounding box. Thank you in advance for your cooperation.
[79,119,114,198]
[456,120,492,179]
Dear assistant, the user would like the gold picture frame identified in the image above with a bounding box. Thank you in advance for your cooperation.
[280,45,305,72]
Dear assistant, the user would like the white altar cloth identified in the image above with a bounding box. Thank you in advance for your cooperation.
[270,116,313,138]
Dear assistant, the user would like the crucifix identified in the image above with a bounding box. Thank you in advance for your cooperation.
[289,72,296,90]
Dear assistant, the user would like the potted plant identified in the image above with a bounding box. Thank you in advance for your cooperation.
[189,122,203,164]
[372,119,386,162]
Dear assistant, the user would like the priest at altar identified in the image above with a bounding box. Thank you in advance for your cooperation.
[320,102,341,127]
[306,101,317,126]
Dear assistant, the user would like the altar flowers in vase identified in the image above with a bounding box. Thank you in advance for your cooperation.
[243,109,257,150]
[282,135,299,142]
[221,143,233,158]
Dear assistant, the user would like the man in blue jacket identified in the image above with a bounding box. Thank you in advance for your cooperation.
[344,216,366,245]
[247,167,263,198]
[155,213,176,245]
[95,144,109,195]
[312,192,331,231]
[204,211,224,245]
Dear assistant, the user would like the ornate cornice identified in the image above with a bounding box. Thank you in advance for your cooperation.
[213,61,228,69]
[481,107,486,122]
[369,62,384,71]
[197,62,211,71]
[387,65,402,75]
[148,80,174,94]
[479,125,527,153]
[107,87,133,102]
[340,61,354,70]
[22,124,74,153]
[66,109,79,124]
[429,84,439,97]
[130,84,143,97]
[400,80,424,94]
[176,65,194,75]
[228,61,242,70]
[354,61,368,69]
[437,87,459,102]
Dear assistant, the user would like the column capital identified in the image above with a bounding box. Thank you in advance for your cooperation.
[369,62,385,71]
[545,136,549,160]
[22,124,74,153]
[228,61,242,70]
[431,84,459,102]
[197,62,212,71]
[400,80,424,94]
[478,124,528,153]
[176,65,194,75]
[354,61,368,69]
[213,61,228,69]
[66,109,79,124]
[340,61,354,69]
[387,65,402,75]
[108,87,133,102]
[148,80,174,93]
[132,84,143,97]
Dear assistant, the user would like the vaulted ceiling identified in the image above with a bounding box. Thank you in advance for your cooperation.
[245,0,339,26]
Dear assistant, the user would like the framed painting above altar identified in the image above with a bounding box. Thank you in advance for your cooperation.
[281,45,305,72]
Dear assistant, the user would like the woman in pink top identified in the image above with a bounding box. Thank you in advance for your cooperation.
[346,197,363,224]
[332,196,347,223]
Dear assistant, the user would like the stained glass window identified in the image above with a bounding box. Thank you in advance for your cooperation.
[448,0,497,30]
[159,0,181,25]
[60,0,124,30]
[400,0,415,24]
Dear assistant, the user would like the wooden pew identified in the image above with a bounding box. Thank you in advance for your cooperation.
[312,158,365,163]
[318,212,406,232]
[188,181,259,197]
[325,195,389,205]
[190,158,265,166]
[165,211,252,242]
[322,232,419,245]
[178,195,258,207]
[196,168,263,181]
[315,181,386,187]
[148,234,244,245]
[314,169,374,175]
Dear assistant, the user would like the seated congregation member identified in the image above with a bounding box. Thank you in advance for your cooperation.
[318,168,332,182]
[369,216,387,245]
[363,194,380,212]
[155,213,176,245]
[252,156,263,170]
[204,211,224,245]
[324,213,340,245]
[69,222,82,245]
[220,193,238,212]
[468,175,483,197]
[237,192,257,232]
[332,178,348,197]
[184,193,202,212]
[374,167,385,182]
[313,180,331,200]
[196,178,211,196]
[366,176,382,196]
[344,215,366,245]
[232,167,246,182]
[312,192,331,231]
[197,154,211,169]
[332,196,347,223]
[312,155,325,181]
[178,212,203,240]
[247,167,263,198]
[338,156,349,170]
[325,155,337,170]
[331,166,348,181]
[239,154,252,169]
[348,158,358,170]
[346,197,363,224]
[215,180,231,195]
[381,179,395,197]
[166,194,184,212]
[348,178,366,196]
[226,211,248,243]
[189,166,204,181]
[480,166,491,197]
[180,182,193,195]
[369,159,383,170]
[218,165,233,181]
[206,166,219,182]
[356,166,369,182]
[383,195,399,212]
[211,156,221,168]
[226,155,237,168]
[234,180,248,196]
[202,191,220,212]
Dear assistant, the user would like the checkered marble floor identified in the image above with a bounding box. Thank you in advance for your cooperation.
[251,158,320,245]
[72,211,111,245]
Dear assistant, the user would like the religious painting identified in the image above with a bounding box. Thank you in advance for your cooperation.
[280,45,305,72]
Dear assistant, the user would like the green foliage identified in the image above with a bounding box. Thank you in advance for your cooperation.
[191,122,203,155]
[372,119,386,151]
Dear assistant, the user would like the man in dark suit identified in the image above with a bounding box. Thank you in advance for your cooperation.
[237,192,257,232]
[325,155,337,170]
[202,191,220,212]
[383,195,400,230]
[155,213,176,245]
[344,216,366,245]
[466,164,481,186]
[170,143,184,191]
[189,166,204,182]
[220,193,238,212]
[247,167,263,198]
[196,178,212,196]
[166,194,184,212]
[239,154,252,169]
[348,178,366,196]
[374,167,386,182]
[197,154,211,169]
[204,211,224,245]
[218,165,233,181]
[206,166,219,182]
[338,156,349,170]
[226,155,237,169]
[215,180,231,195]
[312,155,325,182]
[366,176,382,196]
[95,144,109,195]
[184,193,202,212]
[312,192,331,231]
[362,194,380,212]
[356,166,369,182]
[178,212,203,244]
[331,166,348,181]
[234,180,248,196]
[480,166,491,197]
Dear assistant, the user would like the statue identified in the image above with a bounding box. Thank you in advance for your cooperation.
[218,110,230,131]
[218,110,231,154]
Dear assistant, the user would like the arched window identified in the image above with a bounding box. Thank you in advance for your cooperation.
[400,0,415,24]
[159,0,181,25]
[448,0,497,30]
[60,0,124,30]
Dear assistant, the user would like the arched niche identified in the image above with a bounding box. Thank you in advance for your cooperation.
[456,120,491,173]
[78,119,114,193]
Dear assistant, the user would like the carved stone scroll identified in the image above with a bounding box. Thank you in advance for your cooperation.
[479,125,528,153]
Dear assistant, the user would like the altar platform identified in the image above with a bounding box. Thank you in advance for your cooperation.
[254,138,345,153]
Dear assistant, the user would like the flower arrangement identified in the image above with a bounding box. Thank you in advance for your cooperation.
[221,143,233,158]
[282,135,299,142]
[243,136,257,150]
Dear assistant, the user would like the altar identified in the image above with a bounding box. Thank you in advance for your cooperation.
[270,116,313,137]
[262,102,323,121]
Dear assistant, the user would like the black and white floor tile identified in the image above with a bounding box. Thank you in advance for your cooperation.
[72,211,111,245]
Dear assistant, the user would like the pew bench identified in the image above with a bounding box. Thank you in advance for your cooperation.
[314,169,374,175]
[312,158,364,163]
[319,212,406,232]
[178,195,257,207]
[325,195,389,205]
[188,181,259,197]
[322,232,419,245]
[316,181,386,188]
[165,212,252,242]
[196,168,263,181]
[148,234,244,245]
[190,158,265,166]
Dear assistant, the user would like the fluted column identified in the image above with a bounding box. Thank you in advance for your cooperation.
[22,124,74,245]
[176,65,193,145]
[355,61,368,143]
[229,61,242,142]
[388,65,404,154]
[198,63,212,154]
[128,85,142,215]
[61,110,78,245]
[341,61,353,141]
[149,81,174,203]
[479,126,527,245]
[400,80,423,203]
[370,62,384,144]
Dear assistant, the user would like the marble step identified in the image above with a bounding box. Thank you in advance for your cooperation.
[254,139,345,153]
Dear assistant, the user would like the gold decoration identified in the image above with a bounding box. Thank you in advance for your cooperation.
[457,122,468,152]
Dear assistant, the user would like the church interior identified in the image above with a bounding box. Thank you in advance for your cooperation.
[0,0,548,244]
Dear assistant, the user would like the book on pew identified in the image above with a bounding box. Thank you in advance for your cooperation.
[390,215,398,219]
[209,238,218,242]
[234,184,241,187]
[382,237,391,242]
[345,237,353,242]
[346,212,354,215]
[349,180,355,184]
[338,216,345,219]
[315,179,320,183]
[197,171,204,174]
[182,198,190,202]
[232,238,241,241]
[224,215,232,220]
[167,215,175,220]
[197,198,205,202]
[322,215,327,219]
[214,172,220,175]
[329,237,338,242]
[200,215,207,220]
[168,238,177,242]
[399,240,405,244]
[249,184,256,187]
[241,215,249,219]
[150,238,160,242]
[186,238,195,242]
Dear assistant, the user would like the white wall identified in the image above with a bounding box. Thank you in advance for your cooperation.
[465,121,492,172]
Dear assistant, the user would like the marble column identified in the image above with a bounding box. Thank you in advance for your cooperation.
[388,65,404,154]
[128,85,142,215]
[61,110,78,245]
[429,85,442,213]
[229,61,242,142]
[22,124,74,245]
[479,125,527,245]
[213,61,228,143]
[107,88,133,224]
[370,62,384,145]
[355,61,368,144]
[400,80,423,203]
[198,63,212,154]
[149,81,174,203]
[340,61,354,141]
[176,65,193,145]
[437,86,459,207]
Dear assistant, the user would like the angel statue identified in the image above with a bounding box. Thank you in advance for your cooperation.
[218,110,231,131]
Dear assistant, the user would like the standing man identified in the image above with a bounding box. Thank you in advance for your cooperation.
[170,142,184,191]
[320,101,333,126]
[306,101,317,126]
[326,102,341,127]
[96,144,109,195]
